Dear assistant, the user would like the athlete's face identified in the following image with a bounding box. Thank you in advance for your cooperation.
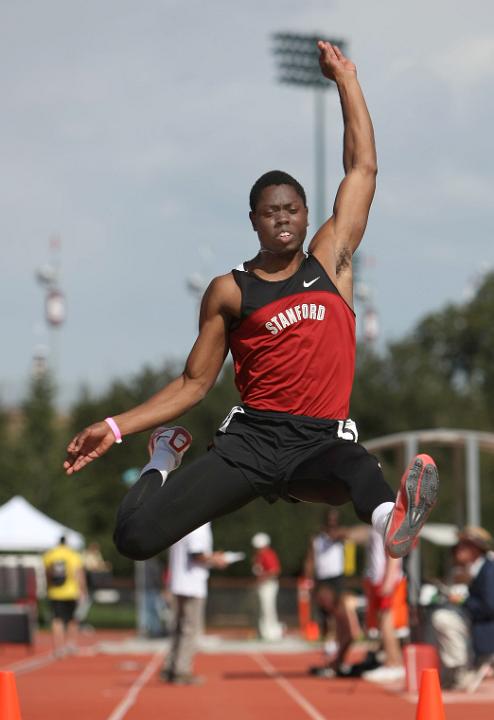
[249,184,308,255]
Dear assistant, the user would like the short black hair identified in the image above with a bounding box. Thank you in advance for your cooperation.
[249,170,307,211]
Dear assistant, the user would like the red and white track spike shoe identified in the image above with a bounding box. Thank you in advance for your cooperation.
[148,426,193,470]
[384,453,439,559]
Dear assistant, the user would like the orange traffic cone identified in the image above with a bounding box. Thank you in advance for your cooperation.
[304,620,320,641]
[416,668,445,720]
[0,671,23,720]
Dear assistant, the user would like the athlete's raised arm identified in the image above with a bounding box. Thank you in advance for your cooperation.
[63,274,240,475]
[309,41,377,307]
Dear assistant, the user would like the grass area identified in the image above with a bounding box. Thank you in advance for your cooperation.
[86,602,136,629]
[37,599,136,629]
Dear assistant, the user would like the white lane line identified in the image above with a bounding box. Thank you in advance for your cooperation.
[106,650,165,720]
[251,653,327,720]
[4,640,101,675]
[5,652,56,675]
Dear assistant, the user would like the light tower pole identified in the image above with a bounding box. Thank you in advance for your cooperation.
[35,235,66,376]
[271,33,347,229]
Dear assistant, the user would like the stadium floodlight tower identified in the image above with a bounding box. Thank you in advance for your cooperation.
[272,33,347,230]
[35,235,66,376]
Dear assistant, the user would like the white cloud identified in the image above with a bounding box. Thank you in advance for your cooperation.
[441,170,494,208]
[434,35,494,87]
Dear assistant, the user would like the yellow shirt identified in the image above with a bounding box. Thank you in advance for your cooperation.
[43,544,83,601]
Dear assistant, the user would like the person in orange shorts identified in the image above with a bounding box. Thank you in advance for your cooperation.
[365,574,408,636]
[362,527,408,681]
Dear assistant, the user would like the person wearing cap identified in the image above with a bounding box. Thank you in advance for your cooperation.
[431,525,494,689]
[251,533,283,641]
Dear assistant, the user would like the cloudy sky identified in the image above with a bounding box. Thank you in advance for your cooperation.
[2,0,493,406]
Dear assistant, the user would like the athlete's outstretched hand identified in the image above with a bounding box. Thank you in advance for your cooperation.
[64,421,115,475]
[318,41,356,83]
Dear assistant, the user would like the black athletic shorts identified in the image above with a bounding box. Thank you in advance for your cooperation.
[212,404,363,503]
[50,599,77,624]
[316,575,345,597]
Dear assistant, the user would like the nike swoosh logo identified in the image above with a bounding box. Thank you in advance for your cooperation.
[303,277,320,288]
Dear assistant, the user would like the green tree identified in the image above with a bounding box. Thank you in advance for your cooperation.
[0,402,17,505]
[14,373,65,511]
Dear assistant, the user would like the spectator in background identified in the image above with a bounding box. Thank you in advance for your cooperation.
[79,541,112,625]
[160,522,228,685]
[361,527,407,682]
[309,523,407,680]
[82,541,111,575]
[251,533,283,641]
[43,535,87,657]
[140,556,167,638]
[304,509,346,653]
[82,541,112,600]
[431,526,494,690]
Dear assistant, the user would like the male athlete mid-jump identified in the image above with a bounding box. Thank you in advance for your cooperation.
[64,41,438,561]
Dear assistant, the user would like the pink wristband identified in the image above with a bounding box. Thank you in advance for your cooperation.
[104,417,123,444]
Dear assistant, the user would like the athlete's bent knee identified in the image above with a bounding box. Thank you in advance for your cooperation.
[113,521,157,561]
[350,453,395,523]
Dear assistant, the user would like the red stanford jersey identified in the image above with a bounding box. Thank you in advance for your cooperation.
[229,254,355,419]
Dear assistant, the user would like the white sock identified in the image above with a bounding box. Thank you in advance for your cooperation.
[372,502,395,539]
[140,447,178,485]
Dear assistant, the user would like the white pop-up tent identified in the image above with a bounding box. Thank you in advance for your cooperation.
[0,496,84,552]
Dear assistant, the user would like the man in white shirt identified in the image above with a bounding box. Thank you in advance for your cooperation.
[161,522,227,685]
[304,509,346,646]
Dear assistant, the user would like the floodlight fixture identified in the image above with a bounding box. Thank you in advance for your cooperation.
[272,33,347,88]
[271,33,348,228]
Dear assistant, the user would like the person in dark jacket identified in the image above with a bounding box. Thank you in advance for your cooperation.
[432,526,494,689]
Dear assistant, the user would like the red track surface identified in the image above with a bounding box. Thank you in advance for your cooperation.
[2,632,493,720]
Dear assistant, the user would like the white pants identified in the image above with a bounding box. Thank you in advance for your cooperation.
[257,579,283,641]
[431,607,470,668]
